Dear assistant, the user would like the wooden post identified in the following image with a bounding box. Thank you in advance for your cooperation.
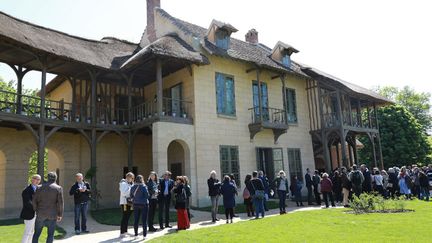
[280,74,288,124]
[40,62,47,119]
[90,128,97,202]
[127,131,133,171]
[352,135,359,165]
[322,133,331,172]
[357,99,362,127]
[156,58,163,116]
[16,66,24,114]
[256,69,263,122]
[127,75,132,124]
[371,135,377,168]
[89,70,97,125]
[71,78,77,119]
[336,91,348,167]
[37,61,47,178]
[377,134,384,169]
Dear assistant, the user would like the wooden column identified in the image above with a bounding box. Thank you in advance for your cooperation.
[371,135,377,168]
[37,62,47,178]
[322,134,331,172]
[71,78,77,119]
[127,75,133,124]
[40,63,47,119]
[377,134,384,169]
[156,58,163,116]
[357,100,362,127]
[336,91,348,166]
[90,72,97,125]
[352,135,359,165]
[348,143,353,168]
[256,69,263,122]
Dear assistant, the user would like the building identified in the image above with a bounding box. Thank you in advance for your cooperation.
[0,0,390,218]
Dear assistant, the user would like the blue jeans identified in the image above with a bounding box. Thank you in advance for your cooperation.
[74,202,88,231]
[253,198,264,218]
[277,190,287,212]
[134,204,148,236]
[32,218,56,243]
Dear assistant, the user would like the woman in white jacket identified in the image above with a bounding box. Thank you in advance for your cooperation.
[119,172,134,237]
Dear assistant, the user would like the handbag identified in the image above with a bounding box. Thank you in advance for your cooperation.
[251,180,265,200]
[127,185,140,206]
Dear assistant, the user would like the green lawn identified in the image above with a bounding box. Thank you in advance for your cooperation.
[149,200,432,243]
[0,218,66,243]
[192,200,280,214]
[91,208,179,225]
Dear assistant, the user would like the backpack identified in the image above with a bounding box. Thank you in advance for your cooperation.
[351,171,362,186]
[176,188,187,204]
[243,187,251,199]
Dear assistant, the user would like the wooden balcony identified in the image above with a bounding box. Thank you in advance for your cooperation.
[322,111,378,132]
[248,107,288,143]
[0,89,192,131]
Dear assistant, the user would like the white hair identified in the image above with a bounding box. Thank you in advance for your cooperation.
[76,173,83,177]
[31,174,41,180]
[279,170,286,177]
[210,170,217,177]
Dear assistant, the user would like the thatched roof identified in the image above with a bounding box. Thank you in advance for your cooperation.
[121,34,209,70]
[300,66,392,104]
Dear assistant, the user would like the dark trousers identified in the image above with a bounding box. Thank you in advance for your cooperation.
[307,186,313,204]
[148,199,158,229]
[133,204,148,237]
[277,190,287,212]
[253,198,265,218]
[74,202,88,231]
[334,190,342,203]
[420,186,430,201]
[375,185,385,197]
[224,208,234,220]
[187,208,191,221]
[322,191,335,208]
[352,185,362,197]
[120,204,133,234]
[32,218,56,243]
[158,195,171,227]
[313,185,321,204]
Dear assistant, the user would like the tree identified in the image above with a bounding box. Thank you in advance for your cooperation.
[375,86,431,131]
[359,105,431,168]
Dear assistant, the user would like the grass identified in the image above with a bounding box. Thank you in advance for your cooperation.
[91,208,179,225]
[192,200,280,214]
[149,200,432,243]
[0,218,66,243]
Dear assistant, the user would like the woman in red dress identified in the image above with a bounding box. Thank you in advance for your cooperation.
[173,176,190,230]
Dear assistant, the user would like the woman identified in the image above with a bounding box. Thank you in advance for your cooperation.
[130,175,149,238]
[207,171,221,222]
[183,176,192,222]
[119,172,134,237]
[341,167,351,208]
[173,176,190,230]
[243,174,254,217]
[381,170,389,198]
[373,170,385,196]
[220,175,237,224]
[273,170,289,214]
[246,171,265,219]
[320,173,335,208]
[290,175,304,207]
[147,171,159,232]
[398,167,412,199]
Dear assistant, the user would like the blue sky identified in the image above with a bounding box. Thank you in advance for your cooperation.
[0,0,431,96]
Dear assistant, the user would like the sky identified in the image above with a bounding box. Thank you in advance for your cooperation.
[0,0,431,96]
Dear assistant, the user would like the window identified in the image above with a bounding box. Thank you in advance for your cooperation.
[215,29,230,49]
[288,149,302,181]
[220,146,240,186]
[282,54,291,67]
[216,73,236,116]
[252,81,269,121]
[285,88,297,123]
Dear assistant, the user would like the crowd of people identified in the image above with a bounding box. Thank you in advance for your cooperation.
[19,164,431,242]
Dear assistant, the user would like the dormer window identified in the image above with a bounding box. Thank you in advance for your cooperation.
[271,41,299,68]
[206,19,238,50]
[282,53,291,67]
[215,29,229,49]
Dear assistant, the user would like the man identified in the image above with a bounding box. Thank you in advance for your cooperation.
[349,165,364,197]
[312,170,321,205]
[258,171,270,211]
[20,174,41,243]
[360,164,372,193]
[341,167,351,207]
[305,168,314,205]
[69,173,91,235]
[158,171,174,229]
[32,172,64,243]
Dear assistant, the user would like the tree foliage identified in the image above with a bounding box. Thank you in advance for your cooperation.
[360,105,431,168]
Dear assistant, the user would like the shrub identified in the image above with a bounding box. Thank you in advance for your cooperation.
[350,194,409,214]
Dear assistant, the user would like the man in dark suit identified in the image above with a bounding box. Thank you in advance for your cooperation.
[32,172,64,243]
[20,174,41,243]
[158,171,174,229]
[69,173,91,235]
[305,168,314,205]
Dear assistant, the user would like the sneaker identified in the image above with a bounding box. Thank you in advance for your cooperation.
[226,220,229,224]
[75,230,81,235]
[82,230,90,234]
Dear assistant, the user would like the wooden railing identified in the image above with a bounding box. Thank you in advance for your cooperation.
[249,107,286,124]
[0,89,192,126]
[322,111,377,129]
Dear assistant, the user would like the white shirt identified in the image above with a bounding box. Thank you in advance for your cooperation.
[374,175,383,186]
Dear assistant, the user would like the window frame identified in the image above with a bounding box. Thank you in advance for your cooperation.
[215,72,236,117]
[215,29,230,50]
[287,148,303,182]
[219,145,240,187]
[284,88,298,124]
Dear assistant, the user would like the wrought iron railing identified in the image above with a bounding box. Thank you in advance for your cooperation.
[249,106,286,124]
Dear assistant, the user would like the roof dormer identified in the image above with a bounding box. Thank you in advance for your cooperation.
[206,19,238,50]
[271,41,299,68]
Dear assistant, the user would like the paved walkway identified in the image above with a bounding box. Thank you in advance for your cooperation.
[57,202,330,242]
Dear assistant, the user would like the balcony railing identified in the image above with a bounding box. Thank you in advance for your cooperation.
[249,107,287,125]
[321,111,377,129]
[0,89,192,127]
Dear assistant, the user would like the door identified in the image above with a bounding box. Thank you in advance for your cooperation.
[170,163,182,179]
[256,148,284,182]
[171,84,182,116]
[252,81,269,122]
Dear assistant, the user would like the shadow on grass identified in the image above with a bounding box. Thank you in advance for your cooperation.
[191,200,280,214]
[0,218,66,240]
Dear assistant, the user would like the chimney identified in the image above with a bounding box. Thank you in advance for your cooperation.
[147,0,161,42]
[245,29,258,44]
